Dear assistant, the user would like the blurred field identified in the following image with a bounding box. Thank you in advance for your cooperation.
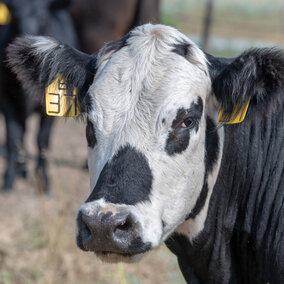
[162,0,284,42]
[162,0,284,57]
[0,115,185,284]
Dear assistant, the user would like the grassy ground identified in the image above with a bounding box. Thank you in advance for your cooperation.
[0,115,185,284]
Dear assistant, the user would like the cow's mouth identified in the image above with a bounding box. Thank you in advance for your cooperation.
[95,249,150,263]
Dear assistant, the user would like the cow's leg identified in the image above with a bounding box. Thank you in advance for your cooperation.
[2,110,26,190]
[35,113,54,194]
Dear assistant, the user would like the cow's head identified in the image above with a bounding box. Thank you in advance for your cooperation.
[7,24,284,262]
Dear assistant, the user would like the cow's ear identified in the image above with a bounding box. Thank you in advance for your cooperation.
[211,48,284,121]
[7,35,97,113]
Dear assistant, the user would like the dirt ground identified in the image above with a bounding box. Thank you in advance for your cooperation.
[0,114,185,284]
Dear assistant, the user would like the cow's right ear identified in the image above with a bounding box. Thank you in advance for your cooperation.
[7,35,97,113]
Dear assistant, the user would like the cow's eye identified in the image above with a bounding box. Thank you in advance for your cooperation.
[181,117,194,128]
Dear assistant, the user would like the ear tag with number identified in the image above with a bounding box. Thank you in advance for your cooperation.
[45,74,80,117]
[0,3,11,25]
[218,97,251,124]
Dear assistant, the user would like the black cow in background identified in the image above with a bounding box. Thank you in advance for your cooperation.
[0,0,77,193]
[70,0,160,53]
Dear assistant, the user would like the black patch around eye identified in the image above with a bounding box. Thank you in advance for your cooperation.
[165,97,203,156]
[165,124,190,156]
[86,119,97,148]
[86,145,152,205]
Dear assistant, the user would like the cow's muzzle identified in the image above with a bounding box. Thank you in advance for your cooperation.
[76,205,151,259]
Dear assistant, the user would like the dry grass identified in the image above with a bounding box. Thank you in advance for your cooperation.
[0,115,185,284]
[162,0,284,44]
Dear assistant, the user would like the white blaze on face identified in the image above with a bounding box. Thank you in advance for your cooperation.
[83,24,218,251]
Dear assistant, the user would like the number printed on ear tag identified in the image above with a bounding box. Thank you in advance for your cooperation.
[218,97,251,124]
[45,74,80,117]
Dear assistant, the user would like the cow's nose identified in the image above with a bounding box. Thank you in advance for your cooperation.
[76,209,139,253]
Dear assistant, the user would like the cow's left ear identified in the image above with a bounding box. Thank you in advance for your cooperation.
[7,35,97,114]
[211,48,284,120]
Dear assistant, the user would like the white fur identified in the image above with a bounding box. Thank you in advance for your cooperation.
[79,24,222,257]
[31,35,59,53]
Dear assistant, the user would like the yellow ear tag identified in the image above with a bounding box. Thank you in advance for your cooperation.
[0,3,11,25]
[45,74,80,117]
[218,97,251,124]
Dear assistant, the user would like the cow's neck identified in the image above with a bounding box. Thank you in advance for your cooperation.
[175,117,224,241]
[166,101,284,283]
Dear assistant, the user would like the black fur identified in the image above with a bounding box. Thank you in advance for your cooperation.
[211,48,284,120]
[7,36,95,113]
[85,119,97,148]
[205,52,233,81]
[204,117,219,174]
[167,51,284,283]
[79,57,97,112]
[100,33,131,56]
[165,97,203,156]
[172,41,191,59]
[86,145,153,205]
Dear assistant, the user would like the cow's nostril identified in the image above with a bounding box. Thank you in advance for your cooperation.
[116,217,132,232]
[77,209,141,253]
[82,220,92,238]
[76,212,93,251]
[78,213,91,237]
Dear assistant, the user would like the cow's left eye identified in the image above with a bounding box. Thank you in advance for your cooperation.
[181,117,194,128]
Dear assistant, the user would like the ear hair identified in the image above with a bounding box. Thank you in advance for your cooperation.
[211,48,284,118]
[7,35,95,111]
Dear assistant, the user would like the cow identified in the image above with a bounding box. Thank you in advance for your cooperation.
[7,24,284,283]
[70,0,160,53]
[0,0,77,192]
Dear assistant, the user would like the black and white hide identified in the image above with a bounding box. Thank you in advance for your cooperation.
[7,24,284,283]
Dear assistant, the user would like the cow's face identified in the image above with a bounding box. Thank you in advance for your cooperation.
[76,25,214,262]
[7,24,216,262]
[10,24,277,263]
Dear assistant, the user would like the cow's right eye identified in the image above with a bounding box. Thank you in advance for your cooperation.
[181,117,194,128]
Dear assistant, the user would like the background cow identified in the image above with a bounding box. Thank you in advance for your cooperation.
[0,0,160,190]
[70,0,160,53]
[0,0,77,192]
[7,24,284,283]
